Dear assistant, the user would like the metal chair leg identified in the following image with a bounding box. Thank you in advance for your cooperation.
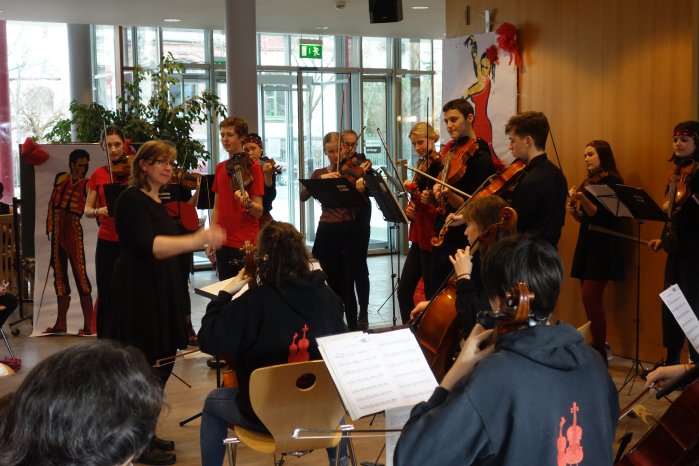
[0,327,14,359]
[223,437,240,466]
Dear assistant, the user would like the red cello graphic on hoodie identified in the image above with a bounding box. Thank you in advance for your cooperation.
[288,324,310,363]
[557,401,584,465]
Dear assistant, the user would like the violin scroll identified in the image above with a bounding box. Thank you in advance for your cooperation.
[226,152,254,210]
[477,282,535,335]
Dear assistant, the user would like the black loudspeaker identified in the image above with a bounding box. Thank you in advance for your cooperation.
[369,0,403,23]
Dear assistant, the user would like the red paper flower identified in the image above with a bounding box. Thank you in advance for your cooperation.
[21,137,49,165]
[496,22,522,68]
[485,45,500,66]
[123,138,137,155]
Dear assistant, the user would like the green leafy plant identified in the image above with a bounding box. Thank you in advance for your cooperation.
[44,53,227,171]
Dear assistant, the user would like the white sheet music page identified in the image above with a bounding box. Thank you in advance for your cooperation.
[660,284,699,354]
[317,328,438,420]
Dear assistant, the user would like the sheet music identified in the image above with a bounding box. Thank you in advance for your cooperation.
[660,284,699,354]
[385,406,412,466]
[317,328,438,420]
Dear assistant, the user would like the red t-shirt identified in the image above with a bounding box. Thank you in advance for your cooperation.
[87,166,119,242]
[213,159,265,248]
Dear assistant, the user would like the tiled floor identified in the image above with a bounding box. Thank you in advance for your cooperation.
[0,254,683,465]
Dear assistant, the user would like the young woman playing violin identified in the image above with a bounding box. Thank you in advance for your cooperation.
[84,125,134,336]
[242,132,277,229]
[567,140,625,365]
[397,122,443,323]
[395,234,618,466]
[197,221,347,466]
[425,98,496,289]
[648,121,699,366]
[300,131,362,329]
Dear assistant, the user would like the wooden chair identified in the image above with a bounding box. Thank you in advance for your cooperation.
[224,360,355,466]
[577,321,592,344]
[0,214,16,356]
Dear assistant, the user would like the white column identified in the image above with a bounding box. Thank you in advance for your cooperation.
[224,0,259,132]
[67,24,93,141]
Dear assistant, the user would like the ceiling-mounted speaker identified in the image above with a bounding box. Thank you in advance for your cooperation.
[369,0,403,23]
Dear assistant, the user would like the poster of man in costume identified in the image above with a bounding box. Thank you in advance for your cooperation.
[31,144,101,337]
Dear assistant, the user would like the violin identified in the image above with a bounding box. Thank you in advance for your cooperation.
[432,160,525,247]
[109,155,135,183]
[663,159,698,216]
[259,155,283,175]
[339,152,373,183]
[568,170,609,217]
[436,138,478,214]
[225,152,254,211]
[170,167,202,190]
[242,240,257,288]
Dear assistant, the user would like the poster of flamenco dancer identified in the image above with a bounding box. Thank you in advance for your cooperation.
[30,144,102,337]
[442,29,519,167]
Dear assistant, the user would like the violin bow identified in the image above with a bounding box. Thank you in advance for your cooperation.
[399,162,471,199]
[101,119,115,184]
[377,127,404,194]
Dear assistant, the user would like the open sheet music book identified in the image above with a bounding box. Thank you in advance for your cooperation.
[317,328,438,420]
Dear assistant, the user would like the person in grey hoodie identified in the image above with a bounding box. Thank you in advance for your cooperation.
[395,234,618,466]
[198,221,348,466]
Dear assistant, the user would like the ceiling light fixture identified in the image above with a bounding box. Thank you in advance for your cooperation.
[314,26,329,30]
[411,6,429,10]
[163,18,181,23]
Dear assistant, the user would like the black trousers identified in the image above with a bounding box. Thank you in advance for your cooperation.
[397,243,435,323]
[662,251,699,364]
[95,238,120,336]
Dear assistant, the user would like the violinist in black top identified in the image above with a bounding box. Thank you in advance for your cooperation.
[501,111,567,247]
[568,140,625,364]
[649,120,699,365]
[424,98,496,287]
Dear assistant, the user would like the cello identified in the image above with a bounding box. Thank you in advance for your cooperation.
[413,207,517,378]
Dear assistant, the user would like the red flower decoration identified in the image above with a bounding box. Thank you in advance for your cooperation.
[21,137,49,165]
[496,22,522,68]
[123,138,137,155]
[485,45,500,66]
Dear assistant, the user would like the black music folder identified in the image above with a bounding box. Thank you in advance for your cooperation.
[299,177,367,208]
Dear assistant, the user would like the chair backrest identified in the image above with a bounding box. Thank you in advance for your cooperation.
[576,321,592,344]
[0,214,16,293]
[248,360,345,453]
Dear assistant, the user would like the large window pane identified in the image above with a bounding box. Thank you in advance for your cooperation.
[362,37,391,68]
[213,30,226,65]
[259,34,287,66]
[94,25,116,109]
[136,27,159,67]
[400,38,432,71]
[163,28,207,64]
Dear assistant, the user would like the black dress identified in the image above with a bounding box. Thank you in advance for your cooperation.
[570,174,626,281]
[103,186,188,364]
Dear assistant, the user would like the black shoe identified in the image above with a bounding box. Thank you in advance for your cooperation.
[153,436,175,452]
[358,312,369,331]
[136,447,176,465]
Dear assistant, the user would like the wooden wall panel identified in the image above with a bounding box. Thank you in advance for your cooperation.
[446,0,697,361]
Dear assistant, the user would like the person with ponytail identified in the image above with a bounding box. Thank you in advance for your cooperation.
[198,221,348,466]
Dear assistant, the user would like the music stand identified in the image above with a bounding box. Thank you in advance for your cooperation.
[585,184,667,393]
[299,177,368,209]
[103,183,127,217]
[196,174,216,211]
[364,172,408,326]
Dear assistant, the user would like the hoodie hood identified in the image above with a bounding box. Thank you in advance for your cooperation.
[272,269,330,320]
[496,323,591,370]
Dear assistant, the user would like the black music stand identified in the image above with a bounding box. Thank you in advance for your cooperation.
[365,172,408,326]
[196,174,216,211]
[299,177,367,209]
[585,184,667,393]
[103,183,127,217]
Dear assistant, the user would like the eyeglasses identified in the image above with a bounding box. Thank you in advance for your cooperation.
[151,159,175,167]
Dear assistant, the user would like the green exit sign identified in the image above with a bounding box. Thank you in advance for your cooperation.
[300,44,323,59]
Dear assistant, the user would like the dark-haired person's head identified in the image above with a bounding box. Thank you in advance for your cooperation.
[672,120,699,161]
[442,98,475,120]
[584,140,622,180]
[442,99,475,141]
[255,221,312,289]
[505,111,550,152]
[0,340,163,466]
[481,233,563,321]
